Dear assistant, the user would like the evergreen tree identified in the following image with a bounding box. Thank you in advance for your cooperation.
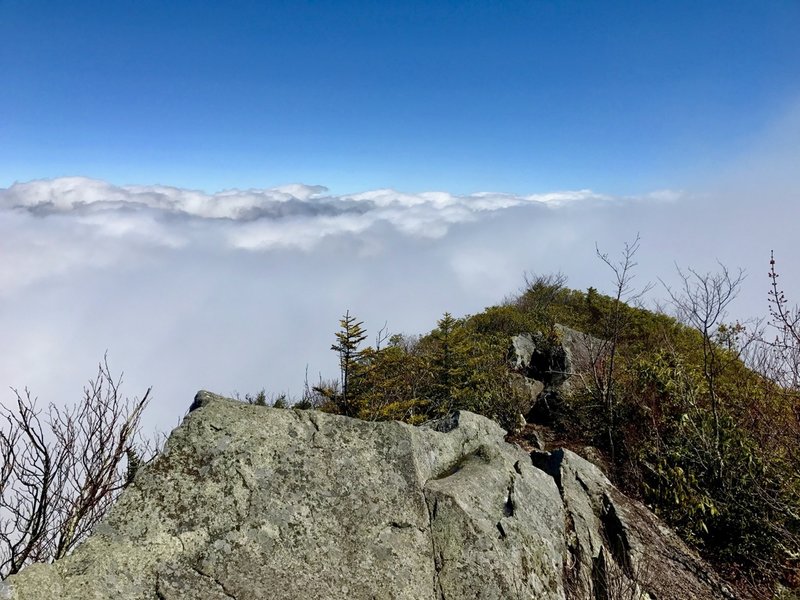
[125,447,142,486]
[428,312,467,415]
[331,310,368,416]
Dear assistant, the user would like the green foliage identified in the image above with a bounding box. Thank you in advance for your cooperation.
[466,305,543,338]
[243,389,290,408]
[242,266,800,594]
[314,309,532,429]
[354,343,429,423]
[125,447,143,486]
[330,310,368,416]
[285,273,799,592]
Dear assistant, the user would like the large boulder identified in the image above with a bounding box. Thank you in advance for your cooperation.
[509,332,570,387]
[3,392,565,600]
[2,392,744,599]
[510,325,606,422]
[509,325,605,390]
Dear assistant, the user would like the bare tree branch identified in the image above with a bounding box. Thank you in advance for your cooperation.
[593,234,654,463]
[660,262,745,477]
[0,357,155,579]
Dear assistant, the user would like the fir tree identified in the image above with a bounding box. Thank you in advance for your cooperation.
[429,312,467,415]
[331,310,368,416]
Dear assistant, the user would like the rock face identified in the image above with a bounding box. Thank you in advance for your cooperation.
[532,449,740,600]
[3,392,741,600]
[509,325,605,390]
[510,325,606,423]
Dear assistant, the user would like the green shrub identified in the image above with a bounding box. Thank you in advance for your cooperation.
[303,280,799,592]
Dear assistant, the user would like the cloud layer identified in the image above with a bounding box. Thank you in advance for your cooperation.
[0,177,623,252]
[0,173,796,434]
[0,178,650,295]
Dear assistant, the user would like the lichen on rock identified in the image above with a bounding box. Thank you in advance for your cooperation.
[4,391,745,600]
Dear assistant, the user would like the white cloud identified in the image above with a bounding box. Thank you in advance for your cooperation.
[0,162,796,436]
[0,178,628,288]
[1,178,616,228]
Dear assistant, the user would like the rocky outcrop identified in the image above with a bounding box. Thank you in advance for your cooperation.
[532,449,740,600]
[3,392,742,600]
[510,325,606,423]
[510,325,605,390]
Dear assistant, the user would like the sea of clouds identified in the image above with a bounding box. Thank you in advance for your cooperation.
[0,142,796,433]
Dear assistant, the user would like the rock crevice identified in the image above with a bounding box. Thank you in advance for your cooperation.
[529,447,742,600]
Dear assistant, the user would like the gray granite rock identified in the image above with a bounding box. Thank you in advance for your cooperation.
[4,392,744,599]
[4,393,565,600]
[532,448,743,600]
[510,326,604,392]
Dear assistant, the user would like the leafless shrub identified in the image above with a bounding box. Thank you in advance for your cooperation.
[765,251,800,390]
[512,271,569,318]
[660,262,745,474]
[592,234,653,463]
[0,357,154,579]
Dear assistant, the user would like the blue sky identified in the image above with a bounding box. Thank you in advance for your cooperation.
[2,0,798,194]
